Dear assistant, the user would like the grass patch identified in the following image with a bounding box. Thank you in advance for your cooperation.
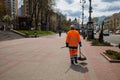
[91,39,111,46]
[104,50,120,60]
[17,30,55,37]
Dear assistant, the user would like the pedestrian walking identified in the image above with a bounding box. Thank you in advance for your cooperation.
[66,25,82,64]
[59,30,61,37]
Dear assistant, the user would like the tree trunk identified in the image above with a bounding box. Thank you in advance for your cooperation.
[99,22,104,43]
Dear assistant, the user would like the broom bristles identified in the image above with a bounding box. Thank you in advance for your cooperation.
[78,57,87,61]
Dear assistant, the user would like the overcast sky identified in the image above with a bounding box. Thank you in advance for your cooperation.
[54,0,120,22]
[18,0,120,22]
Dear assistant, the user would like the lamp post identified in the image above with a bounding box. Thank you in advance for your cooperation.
[80,0,86,35]
[80,0,86,29]
[87,0,94,39]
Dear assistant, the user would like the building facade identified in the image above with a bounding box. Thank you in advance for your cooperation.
[91,17,98,30]
[5,0,18,18]
[91,12,120,32]
[0,0,6,19]
[104,16,112,30]
[104,12,120,32]
[22,0,29,17]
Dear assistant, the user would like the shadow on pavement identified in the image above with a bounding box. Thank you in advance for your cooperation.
[65,62,88,73]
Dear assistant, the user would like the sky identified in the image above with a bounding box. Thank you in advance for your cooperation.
[53,0,120,22]
[18,0,23,8]
[18,0,120,23]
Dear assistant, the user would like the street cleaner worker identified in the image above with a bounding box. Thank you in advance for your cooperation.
[66,25,82,64]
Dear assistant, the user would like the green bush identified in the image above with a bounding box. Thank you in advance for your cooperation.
[105,50,120,60]
[106,50,116,55]
[91,39,101,46]
[115,52,120,60]
[17,30,54,36]
[91,39,111,46]
[104,41,111,46]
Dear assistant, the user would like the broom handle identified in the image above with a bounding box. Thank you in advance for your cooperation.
[79,46,85,57]
[79,47,86,58]
[79,46,81,57]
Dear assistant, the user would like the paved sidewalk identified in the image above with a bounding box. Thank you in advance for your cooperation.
[0,33,120,80]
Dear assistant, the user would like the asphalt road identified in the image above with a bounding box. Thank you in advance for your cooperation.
[94,34,120,45]
[104,34,120,44]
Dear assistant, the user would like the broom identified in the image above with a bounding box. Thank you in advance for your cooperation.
[61,45,87,60]
[78,46,87,61]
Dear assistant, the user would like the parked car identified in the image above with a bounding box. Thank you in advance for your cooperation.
[103,30,109,36]
[94,30,97,34]
[115,30,120,34]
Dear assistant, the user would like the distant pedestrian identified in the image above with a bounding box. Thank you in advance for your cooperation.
[83,31,86,39]
[66,25,82,64]
[59,30,61,37]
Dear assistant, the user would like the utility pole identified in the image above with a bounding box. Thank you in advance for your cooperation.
[87,0,94,39]
[89,0,92,23]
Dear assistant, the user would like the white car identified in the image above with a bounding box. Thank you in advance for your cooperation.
[94,30,97,34]
[115,30,120,34]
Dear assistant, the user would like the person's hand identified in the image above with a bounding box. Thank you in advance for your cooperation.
[79,42,82,47]
[66,42,68,47]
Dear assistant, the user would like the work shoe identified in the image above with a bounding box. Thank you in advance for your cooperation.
[75,59,78,64]
[71,60,74,64]
[75,57,78,64]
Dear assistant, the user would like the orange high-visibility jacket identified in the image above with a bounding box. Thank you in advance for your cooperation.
[66,30,81,47]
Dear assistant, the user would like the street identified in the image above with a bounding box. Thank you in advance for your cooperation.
[95,34,120,45]
[104,34,120,44]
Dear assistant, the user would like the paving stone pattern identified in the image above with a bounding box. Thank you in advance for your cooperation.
[0,33,120,80]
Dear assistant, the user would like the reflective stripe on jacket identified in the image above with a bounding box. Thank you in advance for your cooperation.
[66,30,81,47]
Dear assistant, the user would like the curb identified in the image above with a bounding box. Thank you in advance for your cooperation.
[10,29,27,37]
[101,53,120,63]
[10,29,56,38]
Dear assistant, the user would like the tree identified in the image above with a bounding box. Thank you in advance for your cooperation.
[118,20,120,29]
[61,19,71,32]
[3,15,12,30]
[99,21,104,43]
[0,1,6,20]
[55,12,72,32]
[30,0,55,30]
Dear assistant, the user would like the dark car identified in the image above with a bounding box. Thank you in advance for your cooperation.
[103,30,109,36]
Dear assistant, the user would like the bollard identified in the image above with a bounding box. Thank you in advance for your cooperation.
[25,32,29,38]
[34,32,37,38]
